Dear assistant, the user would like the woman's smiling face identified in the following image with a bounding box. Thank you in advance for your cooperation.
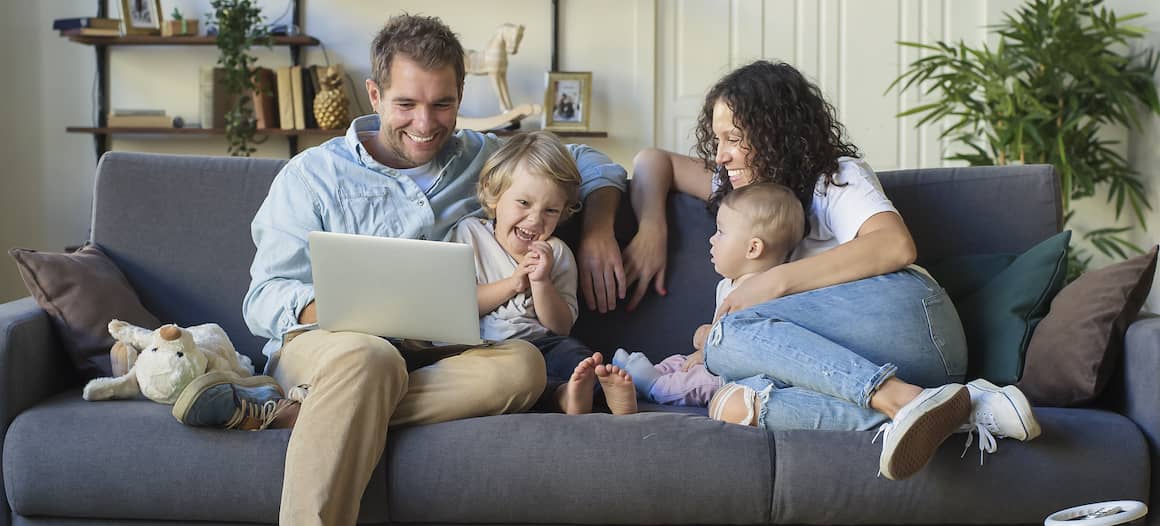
[711,99,756,188]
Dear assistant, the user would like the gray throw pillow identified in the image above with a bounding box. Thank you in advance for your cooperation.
[8,243,160,378]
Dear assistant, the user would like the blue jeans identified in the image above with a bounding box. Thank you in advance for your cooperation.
[703,269,967,432]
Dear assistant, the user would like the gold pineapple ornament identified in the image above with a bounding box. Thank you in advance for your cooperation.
[313,65,350,130]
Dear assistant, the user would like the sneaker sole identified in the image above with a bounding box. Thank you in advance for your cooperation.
[881,386,971,480]
[970,378,1041,441]
[171,371,282,424]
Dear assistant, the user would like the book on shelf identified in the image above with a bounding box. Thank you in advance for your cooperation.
[53,17,120,30]
[300,65,318,129]
[110,109,166,116]
[198,66,239,129]
[60,28,121,37]
[276,66,296,130]
[106,114,172,127]
[251,67,278,129]
[290,65,306,130]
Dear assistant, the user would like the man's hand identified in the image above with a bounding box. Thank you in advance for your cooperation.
[622,224,668,311]
[578,229,626,313]
[681,349,705,372]
[526,241,554,283]
[692,323,712,351]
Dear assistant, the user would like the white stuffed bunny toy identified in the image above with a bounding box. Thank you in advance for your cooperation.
[82,319,255,404]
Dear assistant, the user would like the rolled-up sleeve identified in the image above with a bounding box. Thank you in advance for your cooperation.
[242,163,322,341]
[567,143,627,198]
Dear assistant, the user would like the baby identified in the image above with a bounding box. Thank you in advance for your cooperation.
[614,183,805,406]
[452,131,637,415]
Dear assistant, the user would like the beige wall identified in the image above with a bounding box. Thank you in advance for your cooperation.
[1,0,1158,311]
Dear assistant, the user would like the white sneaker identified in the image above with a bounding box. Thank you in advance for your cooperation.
[962,378,1040,441]
[873,384,970,480]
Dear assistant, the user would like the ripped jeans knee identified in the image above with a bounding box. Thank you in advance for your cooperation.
[709,382,769,427]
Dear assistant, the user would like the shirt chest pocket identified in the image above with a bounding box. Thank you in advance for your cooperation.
[336,185,406,237]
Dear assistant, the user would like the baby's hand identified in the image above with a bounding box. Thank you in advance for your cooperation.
[527,241,554,283]
[681,350,705,372]
[692,323,712,351]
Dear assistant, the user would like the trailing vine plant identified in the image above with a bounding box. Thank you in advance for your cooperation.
[210,0,271,156]
[890,0,1160,279]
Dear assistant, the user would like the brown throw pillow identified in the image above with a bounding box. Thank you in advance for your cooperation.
[8,244,161,378]
[1017,245,1158,407]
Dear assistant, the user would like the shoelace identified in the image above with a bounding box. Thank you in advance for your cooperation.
[227,399,284,431]
[871,422,893,478]
[959,422,998,465]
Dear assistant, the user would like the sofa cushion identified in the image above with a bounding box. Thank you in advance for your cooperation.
[771,407,1148,524]
[2,391,386,524]
[926,230,1070,384]
[1018,245,1158,406]
[8,244,161,378]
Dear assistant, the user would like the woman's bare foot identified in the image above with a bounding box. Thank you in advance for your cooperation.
[595,363,639,415]
[557,355,598,414]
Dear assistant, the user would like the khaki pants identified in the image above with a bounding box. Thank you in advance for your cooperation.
[270,330,546,526]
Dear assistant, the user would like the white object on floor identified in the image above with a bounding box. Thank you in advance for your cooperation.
[1044,500,1147,526]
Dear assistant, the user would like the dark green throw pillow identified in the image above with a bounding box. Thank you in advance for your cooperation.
[926,231,1071,384]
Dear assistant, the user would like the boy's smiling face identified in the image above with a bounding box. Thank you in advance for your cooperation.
[491,165,568,258]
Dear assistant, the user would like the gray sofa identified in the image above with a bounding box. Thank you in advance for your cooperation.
[1,152,1157,525]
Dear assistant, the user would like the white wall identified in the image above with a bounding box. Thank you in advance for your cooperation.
[1,0,1158,310]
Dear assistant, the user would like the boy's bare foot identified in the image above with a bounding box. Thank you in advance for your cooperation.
[595,363,638,415]
[557,355,598,414]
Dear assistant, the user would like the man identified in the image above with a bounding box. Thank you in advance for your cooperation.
[175,14,629,526]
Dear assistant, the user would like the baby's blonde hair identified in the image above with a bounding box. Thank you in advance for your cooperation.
[477,131,582,220]
[720,183,805,262]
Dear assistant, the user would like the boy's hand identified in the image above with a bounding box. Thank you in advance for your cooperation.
[692,323,712,351]
[681,349,705,372]
[510,261,533,294]
[527,241,554,283]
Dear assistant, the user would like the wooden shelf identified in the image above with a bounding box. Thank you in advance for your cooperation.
[66,35,320,46]
[67,127,609,138]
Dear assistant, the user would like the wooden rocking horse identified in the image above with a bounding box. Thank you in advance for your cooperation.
[458,23,542,131]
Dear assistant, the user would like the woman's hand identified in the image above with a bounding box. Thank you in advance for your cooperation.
[622,223,668,311]
[713,268,790,322]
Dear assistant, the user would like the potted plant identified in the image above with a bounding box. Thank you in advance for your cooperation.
[890,0,1160,278]
[209,0,271,156]
[162,7,199,37]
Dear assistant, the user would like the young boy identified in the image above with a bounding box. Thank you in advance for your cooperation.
[613,182,805,407]
[452,131,638,415]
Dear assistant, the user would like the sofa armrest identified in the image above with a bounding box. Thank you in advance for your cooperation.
[1119,314,1160,521]
[0,297,76,420]
[0,297,76,526]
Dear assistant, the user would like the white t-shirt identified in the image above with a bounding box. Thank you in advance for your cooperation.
[396,161,440,194]
[451,217,579,341]
[712,157,898,261]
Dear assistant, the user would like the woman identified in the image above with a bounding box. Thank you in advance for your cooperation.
[624,61,1040,480]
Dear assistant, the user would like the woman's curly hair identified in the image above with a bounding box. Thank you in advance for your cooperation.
[695,61,860,224]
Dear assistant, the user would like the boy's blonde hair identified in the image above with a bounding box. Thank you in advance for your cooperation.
[721,183,806,262]
[478,131,582,220]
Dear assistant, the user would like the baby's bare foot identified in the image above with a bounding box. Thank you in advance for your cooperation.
[557,355,598,414]
[595,363,638,415]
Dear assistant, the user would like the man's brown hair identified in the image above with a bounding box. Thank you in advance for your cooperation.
[371,14,466,97]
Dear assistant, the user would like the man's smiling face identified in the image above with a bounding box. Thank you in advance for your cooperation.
[366,54,460,168]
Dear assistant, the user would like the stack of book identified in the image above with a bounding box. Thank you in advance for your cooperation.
[54,17,121,37]
[106,109,173,128]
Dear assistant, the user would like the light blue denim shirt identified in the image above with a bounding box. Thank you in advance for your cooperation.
[243,114,627,364]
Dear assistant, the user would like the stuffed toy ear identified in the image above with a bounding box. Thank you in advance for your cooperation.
[110,341,139,377]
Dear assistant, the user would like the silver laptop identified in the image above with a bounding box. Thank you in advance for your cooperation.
[308,231,484,346]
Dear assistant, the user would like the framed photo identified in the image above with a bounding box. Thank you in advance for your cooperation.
[119,0,162,35]
[543,71,591,131]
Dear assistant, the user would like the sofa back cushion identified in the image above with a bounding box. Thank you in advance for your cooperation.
[90,152,284,369]
[88,154,1060,369]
